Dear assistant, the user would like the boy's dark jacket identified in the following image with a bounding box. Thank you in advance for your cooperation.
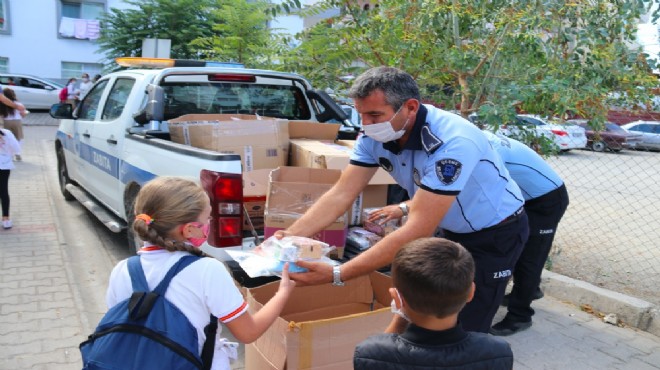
[354,323,513,370]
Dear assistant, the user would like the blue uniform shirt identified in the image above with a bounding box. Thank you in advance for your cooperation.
[482,130,564,201]
[350,105,524,233]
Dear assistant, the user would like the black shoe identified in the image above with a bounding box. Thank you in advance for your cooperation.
[500,288,545,306]
[489,319,532,336]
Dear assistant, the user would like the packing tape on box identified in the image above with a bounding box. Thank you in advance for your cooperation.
[244,146,253,172]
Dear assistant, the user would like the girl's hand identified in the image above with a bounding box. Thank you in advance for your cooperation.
[278,262,297,295]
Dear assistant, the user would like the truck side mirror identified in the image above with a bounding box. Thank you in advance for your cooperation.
[133,84,164,125]
[307,89,353,125]
[49,103,74,119]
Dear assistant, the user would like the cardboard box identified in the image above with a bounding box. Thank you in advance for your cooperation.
[289,139,395,225]
[168,114,289,171]
[245,272,393,370]
[264,167,348,257]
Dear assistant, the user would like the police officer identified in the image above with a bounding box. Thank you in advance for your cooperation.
[483,131,569,335]
[277,66,529,333]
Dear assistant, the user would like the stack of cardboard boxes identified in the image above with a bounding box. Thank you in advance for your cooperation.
[169,114,397,369]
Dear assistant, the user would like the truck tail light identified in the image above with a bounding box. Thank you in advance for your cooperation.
[200,170,243,248]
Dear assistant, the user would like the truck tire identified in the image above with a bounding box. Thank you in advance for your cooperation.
[124,185,142,254]
[56,146,75,201]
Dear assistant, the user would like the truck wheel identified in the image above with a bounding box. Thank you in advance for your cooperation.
[56,147,75,201]
[591,141,606,152]
[124,186,142,254]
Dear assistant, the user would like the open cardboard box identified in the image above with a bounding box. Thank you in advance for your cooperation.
[245,272,393,370]
[168,114,289,171]
[289,139,396,225]
[264,167,348,258]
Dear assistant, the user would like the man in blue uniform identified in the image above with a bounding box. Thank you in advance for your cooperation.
[483,131,569,335]
[279,67,529,333]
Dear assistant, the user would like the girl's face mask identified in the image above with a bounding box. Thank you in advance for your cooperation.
[362,105,410,143]
[185,222,210,248]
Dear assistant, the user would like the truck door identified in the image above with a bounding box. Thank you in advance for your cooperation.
[70,80,109,194]
[87,77,136,212]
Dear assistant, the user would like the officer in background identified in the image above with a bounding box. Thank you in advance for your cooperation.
[277,66,529,333]
[481,131,569,335]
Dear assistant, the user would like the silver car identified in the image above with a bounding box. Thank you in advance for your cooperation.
[621,121,660,151]
[0,73,64,109]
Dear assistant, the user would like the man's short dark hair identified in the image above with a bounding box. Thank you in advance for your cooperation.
[347,66,421,110]
[392,238,475,318]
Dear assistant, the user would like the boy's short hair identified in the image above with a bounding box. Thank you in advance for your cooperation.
[392,238,475,318]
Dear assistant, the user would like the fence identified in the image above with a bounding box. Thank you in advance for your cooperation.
[546,146,659,307]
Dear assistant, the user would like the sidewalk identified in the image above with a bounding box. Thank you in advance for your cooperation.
[1,122,659,369]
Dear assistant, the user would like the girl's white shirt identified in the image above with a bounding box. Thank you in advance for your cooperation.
[0,129,20,170]
[4,102,24,120]
[106,247,248,370]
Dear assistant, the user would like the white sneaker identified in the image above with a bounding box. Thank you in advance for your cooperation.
[2,220,12,229]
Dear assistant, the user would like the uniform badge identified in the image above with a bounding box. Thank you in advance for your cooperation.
[413,168,421,186]
[436,159,462,185]
[379,157,393,172]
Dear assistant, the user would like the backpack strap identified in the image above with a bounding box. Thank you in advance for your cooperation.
[201,315,218,370]
[126,255,201,321]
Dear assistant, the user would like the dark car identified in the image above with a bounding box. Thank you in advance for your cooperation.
[568,119,643,152]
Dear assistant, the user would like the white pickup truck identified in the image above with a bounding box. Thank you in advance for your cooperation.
[50,58,355,261]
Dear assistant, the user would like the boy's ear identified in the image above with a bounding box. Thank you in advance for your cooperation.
[466,282,476,303]
[389,287,403,308]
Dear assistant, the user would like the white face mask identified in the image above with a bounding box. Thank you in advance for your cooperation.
[363,105,409,143]
[390,288,411,322]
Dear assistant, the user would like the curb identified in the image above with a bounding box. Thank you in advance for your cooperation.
[541,269,658,336]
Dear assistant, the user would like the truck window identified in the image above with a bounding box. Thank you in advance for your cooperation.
[160,81,312,121]
[78,80,109,120]
[102,78,136,120]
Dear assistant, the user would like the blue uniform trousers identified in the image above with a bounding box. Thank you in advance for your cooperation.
[444,210,529,333]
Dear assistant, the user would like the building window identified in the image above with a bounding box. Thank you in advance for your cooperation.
[62,62,103,79]
[58,0,105,40]
[0,0,11,35]
[0,57,8,73]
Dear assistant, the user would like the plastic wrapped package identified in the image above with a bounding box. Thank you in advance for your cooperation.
[362,207,399,237]
[225,236,339,278]
[346,227,382,251]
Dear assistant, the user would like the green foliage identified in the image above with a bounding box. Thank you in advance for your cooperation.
[97,0,216,71]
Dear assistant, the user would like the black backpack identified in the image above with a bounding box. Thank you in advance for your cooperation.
[80,255,217,369]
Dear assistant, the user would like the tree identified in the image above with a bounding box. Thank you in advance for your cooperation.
[277,0,658,129]
[97,0,215,70]
[189,0,286,68]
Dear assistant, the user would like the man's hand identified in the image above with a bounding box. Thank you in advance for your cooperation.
[288,260,333,286]
[273,230,291,240]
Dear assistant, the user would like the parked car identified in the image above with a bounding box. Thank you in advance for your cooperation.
[568,119,643,152]
[621,121,660,151]
[0,73,64,109]
[470,114,588,152]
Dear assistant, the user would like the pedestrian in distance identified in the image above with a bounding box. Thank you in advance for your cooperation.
[64,77,77,107]
[91,176,296,370]
[482,131,569,336]
[276,66,529,333]
[0,128,20,229]
[77,73,93,102]
[0,88,26,161]
[92,73,102,83]
[0,83,26,115]
[354,238,513,370]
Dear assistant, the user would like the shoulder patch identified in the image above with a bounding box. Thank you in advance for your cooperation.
[436,159,462,185]
[421,126,443,154]
[379,157,393,172]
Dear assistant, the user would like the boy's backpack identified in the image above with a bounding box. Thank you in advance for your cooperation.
[80,255,218,370]
[59,87,68,102]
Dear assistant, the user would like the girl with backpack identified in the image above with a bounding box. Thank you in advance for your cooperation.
[98,176,296,370]
[0,127,20,229]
